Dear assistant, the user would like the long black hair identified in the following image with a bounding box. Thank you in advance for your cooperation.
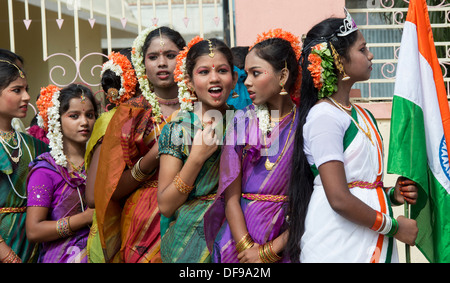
[59,84,98,119]
[142,26,186,56]
[286,18,359,262]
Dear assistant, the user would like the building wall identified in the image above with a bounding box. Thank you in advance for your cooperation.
[234,0,345,47]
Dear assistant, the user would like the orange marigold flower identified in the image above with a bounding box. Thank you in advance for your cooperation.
[36,84,61,131]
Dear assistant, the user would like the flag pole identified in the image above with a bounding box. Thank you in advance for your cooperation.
[404,203,411,263]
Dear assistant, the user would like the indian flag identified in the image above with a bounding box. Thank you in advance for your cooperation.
[387,0,450,263]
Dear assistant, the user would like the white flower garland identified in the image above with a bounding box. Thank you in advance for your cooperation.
[131,26,163,123]
[176,57,194,112]
[100,60,124,102]
[38,90,67,167]
[255,103,272,134]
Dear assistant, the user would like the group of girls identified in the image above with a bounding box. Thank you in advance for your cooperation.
[0,9,419,264]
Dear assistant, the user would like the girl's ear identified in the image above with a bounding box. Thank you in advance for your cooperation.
[185,75,195,93]
[232,70,239,90]
[279,67,289,87]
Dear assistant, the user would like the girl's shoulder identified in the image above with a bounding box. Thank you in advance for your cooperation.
[305,101,352,130]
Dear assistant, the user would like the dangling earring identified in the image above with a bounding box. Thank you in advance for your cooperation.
[189,87,198,101]
[279,61,289,95]
[232,91,239,98]
[330,43,350,81]
[279,83,288,96]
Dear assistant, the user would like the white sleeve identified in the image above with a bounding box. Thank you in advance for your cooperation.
[304,104,349,168]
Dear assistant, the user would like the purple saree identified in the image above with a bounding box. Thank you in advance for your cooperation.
[27,152,89,263]
[205,105,298,263]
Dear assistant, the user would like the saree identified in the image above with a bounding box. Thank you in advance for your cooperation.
[27,152,89,263]
[0,132,48,263]
[204,104,296,263]
[85,108,117,263]
[158,110,226,263]
[300,102,398,263]
[94,96,178,263]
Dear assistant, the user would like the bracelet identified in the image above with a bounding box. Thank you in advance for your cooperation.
[258,241,282,263]
[56,216,74,238]
[235,232,254,253]
[370,211,384,232]
[1,249,21,263]
[386,217,399,237]
[173,173,195,194]
[388,187,403,206]
[131,157,150,182]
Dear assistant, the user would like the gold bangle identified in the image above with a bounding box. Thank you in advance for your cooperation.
[1,249,21,263]
[235,232,254,253]
[259,241,282,263]
[131,157,149,182]
[173,173,195,194]
[56,216,74,238]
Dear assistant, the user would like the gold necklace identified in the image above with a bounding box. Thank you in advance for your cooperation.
[264,107,296,171]
[328,97,374,145]
[0,130,18,146]
[270,106,295,123]
[0,131,22,163]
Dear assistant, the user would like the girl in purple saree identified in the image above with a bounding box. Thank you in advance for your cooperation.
[26,84,97,263]
[205,29,302,263]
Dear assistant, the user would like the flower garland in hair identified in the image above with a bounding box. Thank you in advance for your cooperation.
[101,51,137,105]
[131,26,163,123]
[174,36,204,112]
[36,85,67,167]
[249,28,302,134]
[307,42,338,99]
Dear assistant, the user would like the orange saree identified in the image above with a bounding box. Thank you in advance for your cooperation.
[94,96,178,263]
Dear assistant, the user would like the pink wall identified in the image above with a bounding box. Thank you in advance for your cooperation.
[235,0,346,46]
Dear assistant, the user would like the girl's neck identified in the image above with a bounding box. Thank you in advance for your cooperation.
[266,95,295,119]
[331,79,354,107]
[195,102,228,122]
[154,84,178,100]
[0,117,13,133]
[63,140,86,166]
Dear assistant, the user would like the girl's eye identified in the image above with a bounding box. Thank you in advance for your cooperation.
[69,114,79,119]
[218,68,229,74]
[86,113,95,119]
[166,53,177,59]
[148,55,158,60]
[253,71,261,77]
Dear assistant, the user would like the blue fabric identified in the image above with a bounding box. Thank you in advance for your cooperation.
[227,66,252,110]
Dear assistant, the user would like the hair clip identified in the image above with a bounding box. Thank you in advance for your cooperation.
[0,59,25,79]
[337,7,358,37]
[207,39,215,58]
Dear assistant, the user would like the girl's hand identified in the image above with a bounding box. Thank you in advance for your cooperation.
[190,124,218,164]
[394,215,418,246]
[237,243,261,263]
[394,177,419,205]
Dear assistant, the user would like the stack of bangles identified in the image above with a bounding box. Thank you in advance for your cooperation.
[56,216,74,238]
[235,233,282,263]
[0,237,21,263]
[371,211,399,237]
[173,173,195,194]
[388,187,403,206]
[131,157,154,182]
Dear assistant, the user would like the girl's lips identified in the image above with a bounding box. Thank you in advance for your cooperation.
[19,105,28,112]
[209,86,223,99]
[248,91,256,100]
[157,71,170,80]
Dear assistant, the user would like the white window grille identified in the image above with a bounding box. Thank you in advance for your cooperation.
[347,0,450,101]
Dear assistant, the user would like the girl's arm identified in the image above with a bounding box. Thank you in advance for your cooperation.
[158,127,218,217]
[111,141,160,201]
[319,160,418,246]
[85,144,101,208]
[25,206,94,243]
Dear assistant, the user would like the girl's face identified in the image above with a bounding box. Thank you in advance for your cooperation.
[341,31,374,82]
[188,52,237,111]
[0,76,30,120]
[61,97,96,147]
[244,50,284,106]
[144,35,180,89]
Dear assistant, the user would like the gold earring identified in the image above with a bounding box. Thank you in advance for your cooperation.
[188,87,198,101]
[279,83,288,96]
[330,43,350,81]
[232,91,239,98]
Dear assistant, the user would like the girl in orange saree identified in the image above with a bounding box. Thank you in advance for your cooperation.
[92,26,186,262]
